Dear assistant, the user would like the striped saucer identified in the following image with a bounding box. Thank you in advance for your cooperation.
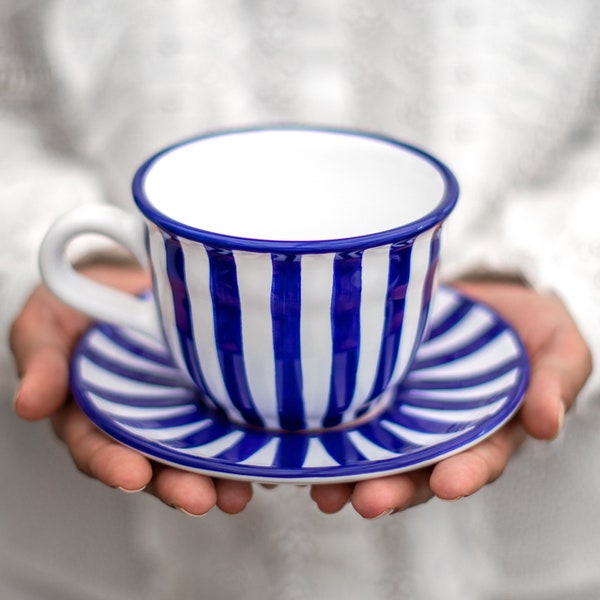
[70,286,529,484]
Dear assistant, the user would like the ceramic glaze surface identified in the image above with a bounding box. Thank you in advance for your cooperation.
[70,287,529,483]
[41,127,458,431]
[139,128,447,241]
[130,127,458,430]
[148,224,440,430]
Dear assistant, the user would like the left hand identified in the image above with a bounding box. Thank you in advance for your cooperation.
[310,280,593,518]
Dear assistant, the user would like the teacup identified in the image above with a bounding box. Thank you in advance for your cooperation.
[40,126,458,431]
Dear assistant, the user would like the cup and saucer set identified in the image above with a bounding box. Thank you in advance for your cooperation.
[40,127,529,484]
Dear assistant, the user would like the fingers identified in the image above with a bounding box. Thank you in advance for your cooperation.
[51,402,154,491]
[11,266,151,421]
[519,360,567,440]
[11,288,90,421]
[429,420,526,500]
[13,343,72,420]
[12,269,255,516]
[452,283,592,440]
[312,470,434,519]
[50,398,527,518]
[310,483,354,514]
[311,419,527,518]
[349,469,434,519]
[147,467,217,516]
[22,277,585,520]
[214,479,254,514]
[143,468,253,516]
[52,401,253,515]
[519,297,593,440]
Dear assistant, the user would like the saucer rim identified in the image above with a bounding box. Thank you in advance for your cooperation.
[70,286,529,484]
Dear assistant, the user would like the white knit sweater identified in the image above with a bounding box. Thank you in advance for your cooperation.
[1,2,599,598]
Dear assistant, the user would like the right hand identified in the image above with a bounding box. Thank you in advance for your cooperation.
[10,261,254,516]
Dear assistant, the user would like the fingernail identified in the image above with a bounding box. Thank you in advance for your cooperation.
[439,495,464,503]
[367,508,395,520]
[177,507,207,518]
[553,402,566,439]
[12,389,21,413]
[260,484,278,490]
[117,485,147,494]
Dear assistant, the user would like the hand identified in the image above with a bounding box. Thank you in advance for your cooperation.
[10,262,253,516]
[311,280,593,518]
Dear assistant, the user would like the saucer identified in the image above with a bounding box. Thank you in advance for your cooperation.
[70,286,529,483]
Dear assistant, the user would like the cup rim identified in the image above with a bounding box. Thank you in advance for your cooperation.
[131,125,459,253]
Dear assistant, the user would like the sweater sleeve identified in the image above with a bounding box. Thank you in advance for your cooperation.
[441,121,600,405]
[431,3,600,405]
[0,115,105,399]
[0,3,111,397]
[498,126,600,401]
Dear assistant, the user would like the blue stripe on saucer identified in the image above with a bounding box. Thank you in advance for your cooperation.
[69,286,530,483]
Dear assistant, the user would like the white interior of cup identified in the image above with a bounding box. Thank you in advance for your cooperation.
[141,129,446,241]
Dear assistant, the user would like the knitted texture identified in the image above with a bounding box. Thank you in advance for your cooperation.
[1,2,599,598]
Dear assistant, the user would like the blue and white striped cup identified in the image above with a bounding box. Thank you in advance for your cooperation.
[40,127,458,431]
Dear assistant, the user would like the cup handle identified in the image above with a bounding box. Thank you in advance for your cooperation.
[39,205,163,340]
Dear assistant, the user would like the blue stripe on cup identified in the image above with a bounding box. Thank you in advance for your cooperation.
[368,240,413,399]
[163,236,211,399]
[207,247,266,428]
[158,224,442,432]
[271,254,305,430]
[323,250,363,428]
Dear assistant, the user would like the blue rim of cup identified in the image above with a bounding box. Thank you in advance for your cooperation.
[131,125,459,253]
